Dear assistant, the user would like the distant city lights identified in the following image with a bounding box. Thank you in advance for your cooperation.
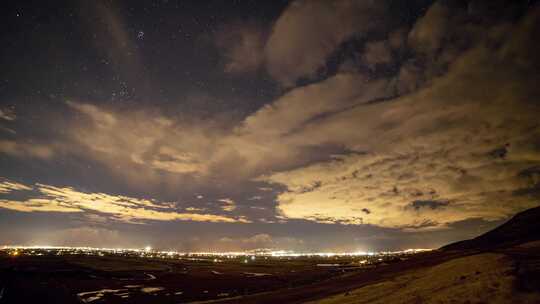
[1,245,432,260]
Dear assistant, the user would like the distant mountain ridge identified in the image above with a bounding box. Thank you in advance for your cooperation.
[442,205,540,251]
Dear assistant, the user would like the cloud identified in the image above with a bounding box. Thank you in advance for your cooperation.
[200,72,394,182]
[185,207,206,212]
[0,179,33,194]
[218,198,236,212]
[258,7,540,230]
[408,2,451,56]
[0,108,16,121]
[410,200,449,211]
[59,72,392,187]
[388,28,408,50]
[0,198,83,213]
[0,140,55,159]
[264,0,387,85]
[404,0,531,89]
[362,40,393,69]
[214,23,265,74]
[0,180,250,224]
[66,100,217,178]
[262,149,537,230]
[237,73,392,137]
[66,100,117,129]
[395,61,424,95]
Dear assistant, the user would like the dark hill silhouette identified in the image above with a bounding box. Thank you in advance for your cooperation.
[442,205,540,251]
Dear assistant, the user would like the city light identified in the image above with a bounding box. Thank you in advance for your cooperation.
[0,245,432,260]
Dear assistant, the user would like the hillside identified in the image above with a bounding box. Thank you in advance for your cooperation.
[308,251,540,304]
[442,206,540,251]
[305,206,540,304]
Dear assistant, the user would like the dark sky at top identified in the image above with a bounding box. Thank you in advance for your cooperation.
[0,0,539,252]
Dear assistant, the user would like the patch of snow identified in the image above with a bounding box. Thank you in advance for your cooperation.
[83,295,102,303]
[77,289,127,303]
[243,272,272,277]
[78,289,126,297]
[140,287,164,293]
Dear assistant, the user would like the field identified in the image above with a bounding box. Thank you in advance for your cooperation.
[0,250,396,303]
[0,239,538,303]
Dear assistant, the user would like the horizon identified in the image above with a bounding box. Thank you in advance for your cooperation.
[1,244,434,254]
[1,245,434,258]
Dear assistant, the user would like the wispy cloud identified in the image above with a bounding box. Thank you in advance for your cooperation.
[218,198,236,212]
[0,140,55,159]
[0,108,16,121]
[0,179,250,224]
[0,179,33,194]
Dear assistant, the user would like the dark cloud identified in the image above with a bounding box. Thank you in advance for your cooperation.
[488,144,510,159]
[410,200,450,210]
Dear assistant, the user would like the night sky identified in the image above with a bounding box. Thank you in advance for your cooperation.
[1,0,539,252]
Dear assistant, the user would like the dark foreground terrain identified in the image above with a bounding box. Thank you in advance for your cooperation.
[0,252,359,304]
[1,207,539,304]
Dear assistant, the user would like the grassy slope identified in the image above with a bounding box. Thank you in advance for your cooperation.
[309,244,540,304]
